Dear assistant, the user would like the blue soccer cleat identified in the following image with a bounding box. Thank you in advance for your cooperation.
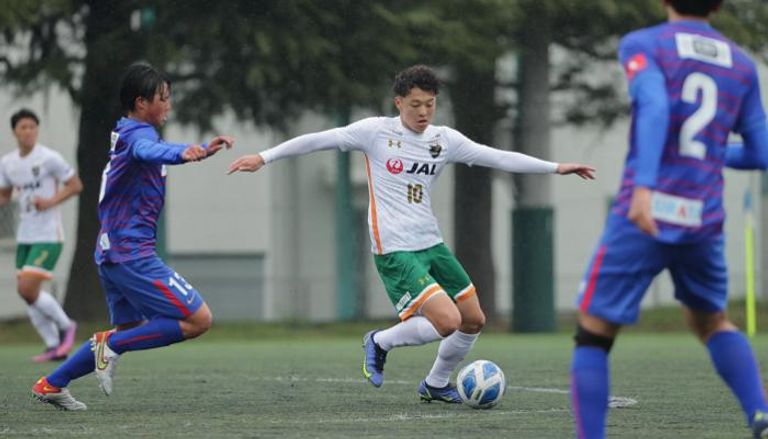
[362,330,387,387]
[753,411,768,438]
[418,380,462,404]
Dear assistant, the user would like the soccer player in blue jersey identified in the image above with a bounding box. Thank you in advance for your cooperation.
[570,1,768,438]
[31,63,234,410]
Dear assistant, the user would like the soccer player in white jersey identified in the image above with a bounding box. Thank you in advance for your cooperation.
[228,65,595,402]
[0,109,82,362]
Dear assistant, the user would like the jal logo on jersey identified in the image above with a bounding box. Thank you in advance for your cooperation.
[406,162,436,175]
[386,158,404,174]
[19,181,41,191]
[386,159,437,175]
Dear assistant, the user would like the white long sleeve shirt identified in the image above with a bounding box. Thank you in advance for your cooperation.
[261,116,557,255]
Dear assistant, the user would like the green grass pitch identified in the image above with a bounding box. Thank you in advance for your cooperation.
[1,331,766,438]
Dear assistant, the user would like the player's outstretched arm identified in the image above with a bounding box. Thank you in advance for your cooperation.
[203,136,235,157]
[182,136,234,163]
[227,128,348,175]
[555,163,596,180]
[181,145,207,162]
[449,134,597,179]
[227,154,265,174]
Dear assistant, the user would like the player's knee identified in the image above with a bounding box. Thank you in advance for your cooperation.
[17,283,38,304]
[185,309,213,339]
[196,311,213,336]
[684,309,735,343]
[433,312,462,337]
[574,325,615,353]
[461,310,486,334]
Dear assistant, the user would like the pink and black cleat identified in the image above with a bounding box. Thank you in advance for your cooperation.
[32,347,66,363]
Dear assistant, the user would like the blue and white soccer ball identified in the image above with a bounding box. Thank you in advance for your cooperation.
[457,360,506,409]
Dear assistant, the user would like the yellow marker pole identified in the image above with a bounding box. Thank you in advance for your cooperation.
[745,189,757,338]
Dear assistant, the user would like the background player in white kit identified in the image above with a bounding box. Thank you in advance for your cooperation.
[1,109,82,362]
[228,65,595,402]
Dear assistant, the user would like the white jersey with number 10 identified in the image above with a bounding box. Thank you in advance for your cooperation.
[262,116,557,255]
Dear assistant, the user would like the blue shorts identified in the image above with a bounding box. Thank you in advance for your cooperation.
[575,214,727,325]
[99,256,204,326]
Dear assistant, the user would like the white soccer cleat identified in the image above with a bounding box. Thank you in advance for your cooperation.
[91,330,120,396]
[32,377,87,411]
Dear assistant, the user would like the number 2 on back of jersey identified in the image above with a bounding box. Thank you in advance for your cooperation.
[679,72,717,160]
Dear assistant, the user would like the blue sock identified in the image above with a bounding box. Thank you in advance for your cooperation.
[571,346,609,439]
[707,330,768,424]
[47,341,95,388]
[107,318,184,355]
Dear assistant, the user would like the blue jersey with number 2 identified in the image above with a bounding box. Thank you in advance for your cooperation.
[613,20,766,243]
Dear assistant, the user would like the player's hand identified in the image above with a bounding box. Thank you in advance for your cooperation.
[556,163,596,180]
[628,186,658,236]
[182,145,208,162]
[227,154,265,174]
[32,197,56,211]
[205,136,235,156]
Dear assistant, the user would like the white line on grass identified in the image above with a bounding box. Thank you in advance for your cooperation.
[267,408,572,425]
[252,376,638,407]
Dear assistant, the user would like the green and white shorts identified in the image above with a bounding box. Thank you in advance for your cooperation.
[16,242,62,280]
[373,243,476,321]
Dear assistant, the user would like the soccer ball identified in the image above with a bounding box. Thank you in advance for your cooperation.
[457,360,506,409]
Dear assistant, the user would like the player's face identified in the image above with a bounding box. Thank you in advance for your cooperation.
[394,87,436,134]
[13,118,38,151]
[144,83,172,127]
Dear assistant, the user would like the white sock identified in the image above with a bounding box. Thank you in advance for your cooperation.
[425,330,480,388]
[27,306,60,348]
[31,291,72,331]
[373,316,443,351]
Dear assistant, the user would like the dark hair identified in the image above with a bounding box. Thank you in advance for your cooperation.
[392,65,440,97]
[10,108,39,129]
[667,0,723,17]
[119,63,171,112]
